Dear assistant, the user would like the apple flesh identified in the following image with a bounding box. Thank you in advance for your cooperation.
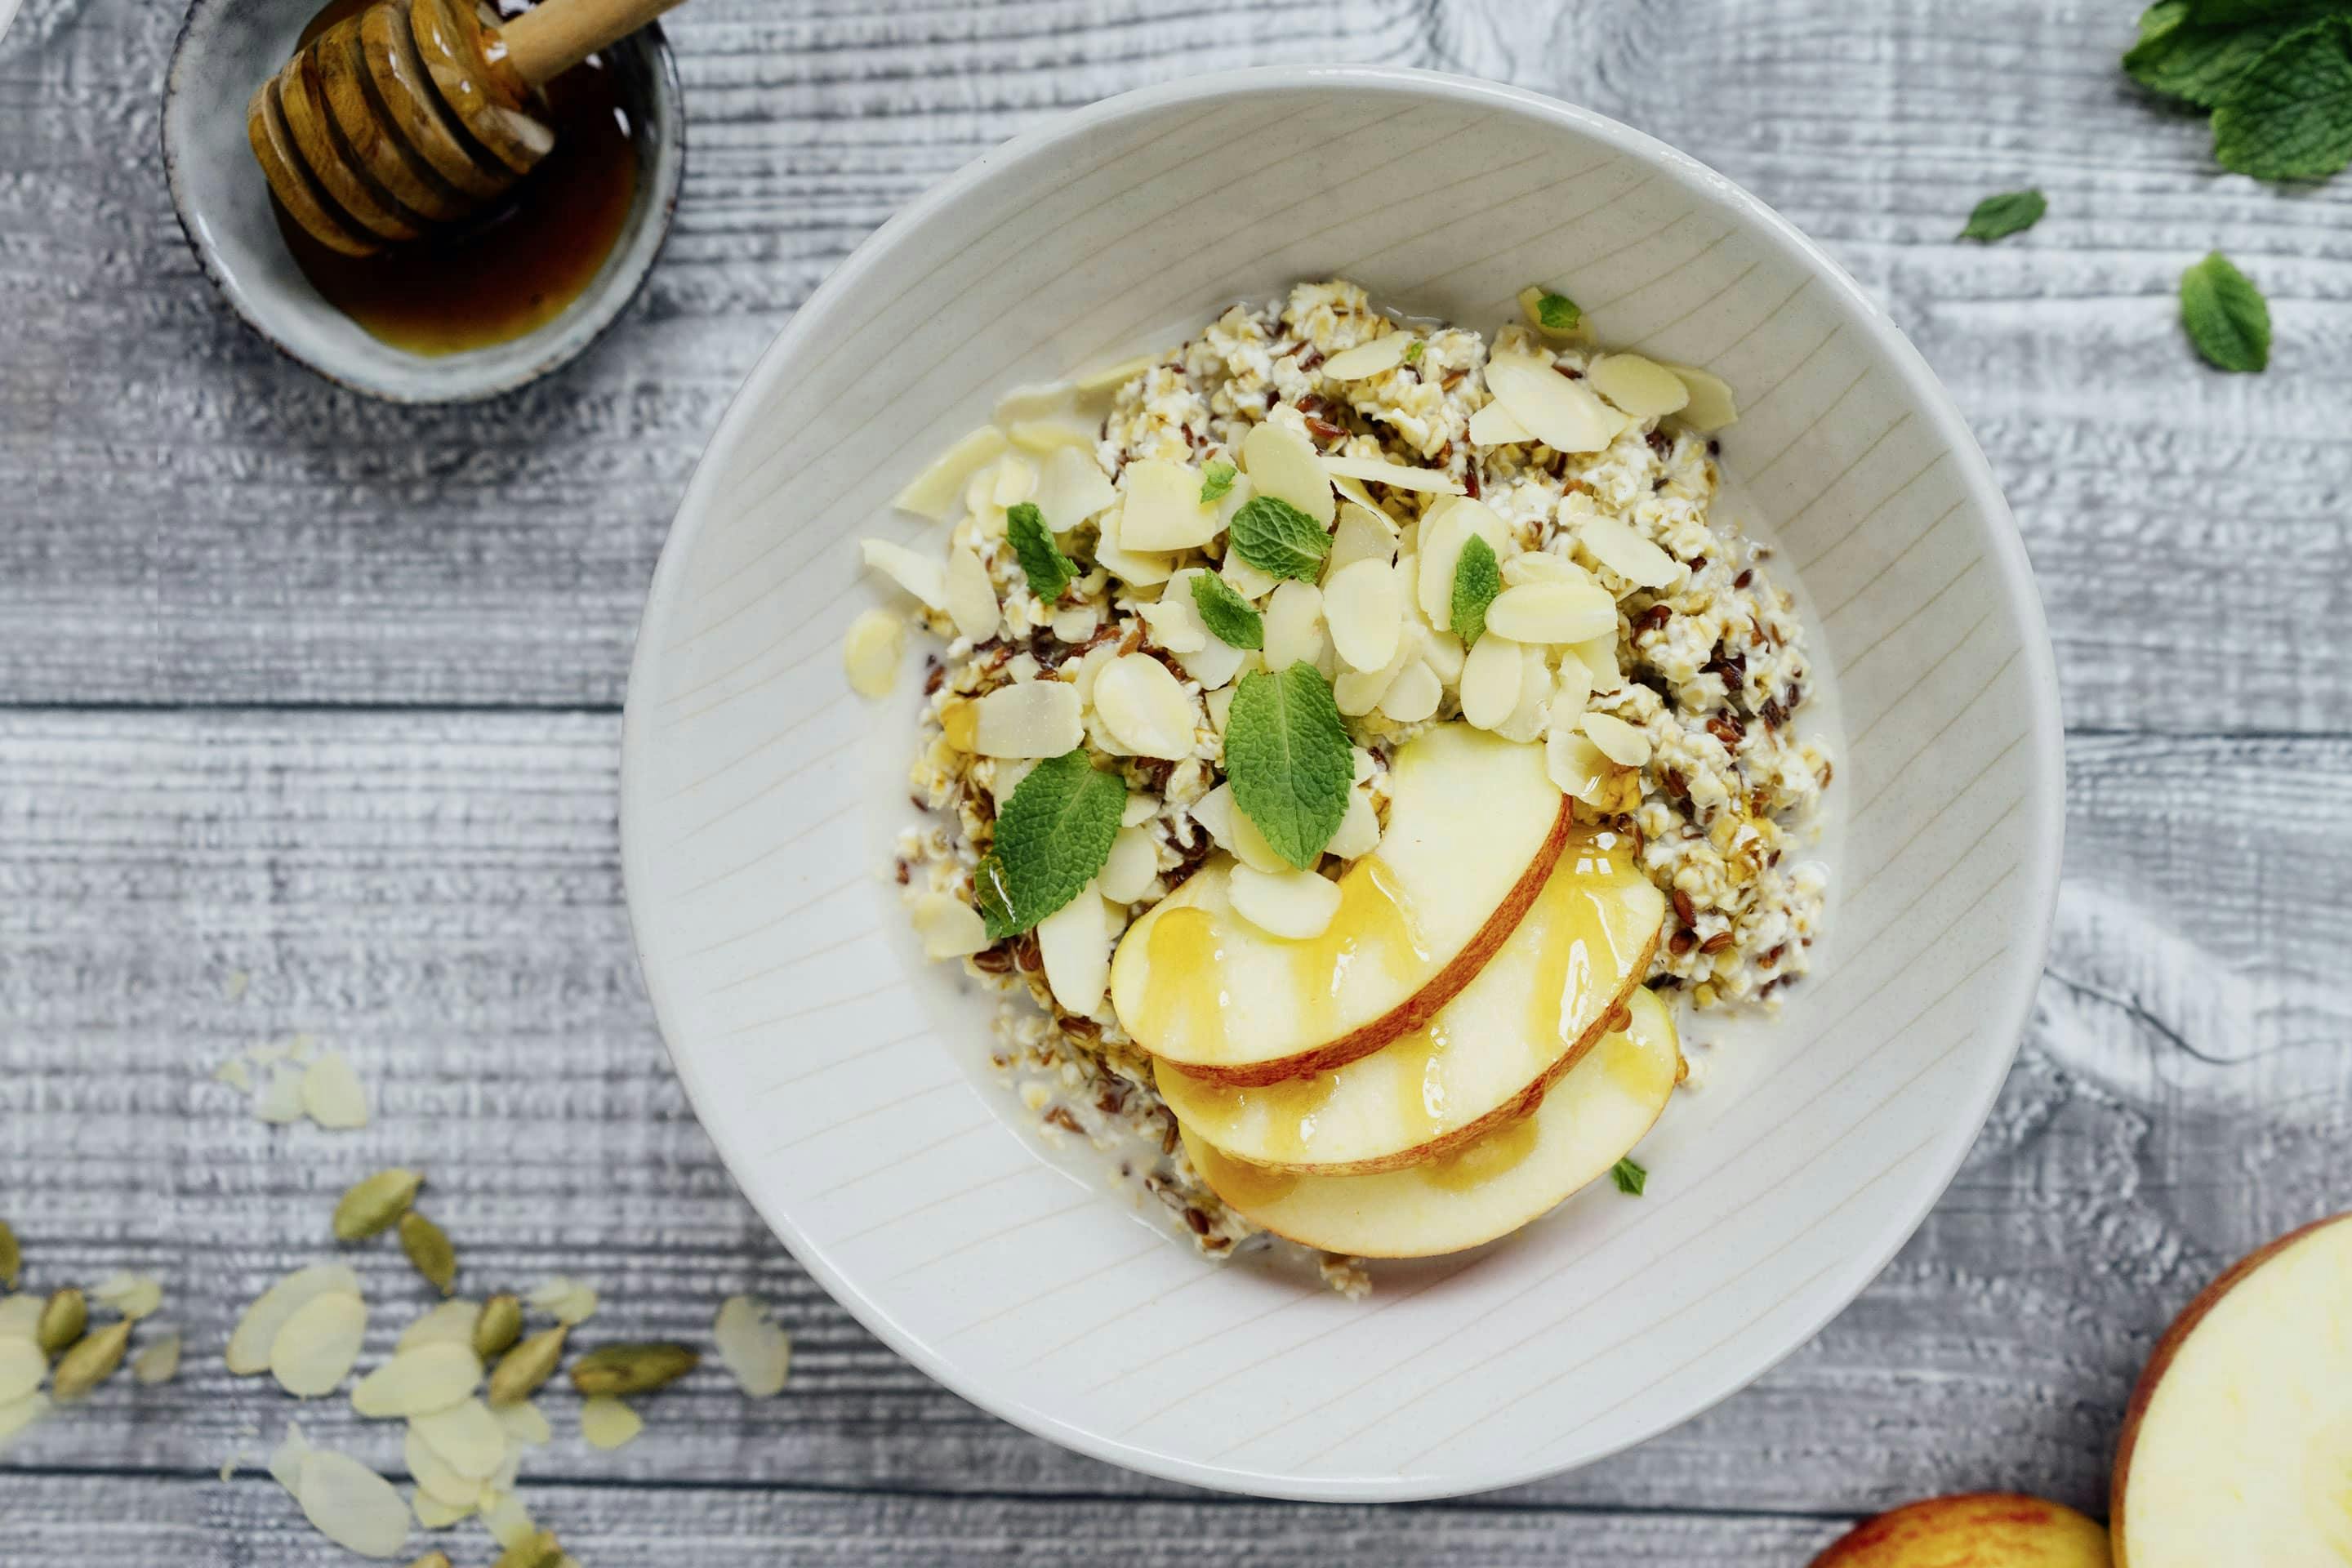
[2110,1209,2352,1568]
[1154,827,1663,1174]
[1181,984,1678,1258]
[1809,1494,2109,1566]
[1109,726,1570,1085]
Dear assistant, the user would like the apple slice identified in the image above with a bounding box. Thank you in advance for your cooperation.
[2110,1209,2352,1568]
[1809,1494,2110,1567]
[1182,984,1679,1258]
[1109,726,1570,1085]
[1155,828,1663,1174]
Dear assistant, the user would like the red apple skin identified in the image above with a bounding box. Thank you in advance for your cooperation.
[1810,1493,2109,1566]
[2108,1209,2352,1568]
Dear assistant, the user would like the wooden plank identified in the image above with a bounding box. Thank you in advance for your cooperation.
[1,710,2340,1516]
[3,1472,1852,1564]
[1,0,2347,726]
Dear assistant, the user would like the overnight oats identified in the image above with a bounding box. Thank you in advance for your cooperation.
[841,279,1833,1286]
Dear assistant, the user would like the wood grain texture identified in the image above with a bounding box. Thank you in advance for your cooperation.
[0,0,2345,727]
[0,714,2341,1531]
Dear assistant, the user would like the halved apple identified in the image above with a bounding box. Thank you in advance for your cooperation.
[1154,829,1663,1174]
[1810,1494,2110,1567]
[1108,726,1570,1085]
[1182,985,1678,1258]
[2110,1209,2352,1568]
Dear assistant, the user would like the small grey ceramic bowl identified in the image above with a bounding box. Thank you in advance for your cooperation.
[162,0,684,403]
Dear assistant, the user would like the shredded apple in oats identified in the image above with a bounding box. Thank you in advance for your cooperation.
[851,280,1832,1285]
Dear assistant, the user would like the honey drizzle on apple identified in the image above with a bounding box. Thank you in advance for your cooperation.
[1422,1111,1542,1192]
[1192,1138,1300,1209]
[1138,905,1228,1059]
[1283,856,1423,1040]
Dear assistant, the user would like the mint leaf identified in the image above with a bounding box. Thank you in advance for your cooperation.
[1402,338,1424,364]
[985,748,1125,936]
[1228,495,1330,583]
[1450,535,1502,648]
[2212,16,2352,178]
[1007,501,1076,601]
[1610,1156,1647,1196]
[1223,664,1352,870]
[1189,572,1264,649]
[1198,461,1237,505]
[2180,251,2272,370]
[1536,292,1581,331]
[1958,189,2047,241]
[2126,1,2341,107]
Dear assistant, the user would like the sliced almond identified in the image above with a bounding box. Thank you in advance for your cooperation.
[860,539,948,610]
[352,1343,483,1419]
[943,546,1000,643]
[0,1392,47,1450]
[1261,581,1328,673]
[1134,589,1208,655]
[0,1295,41,1341]
[269,1419,312,1493]
[911,893,988,960]
[580,1394,643,1451]
[1173,628,1249,692]
[970,680,1085,759]
[1587,353,1690,419]
[1581,710,1654,766]
[1008,418,1094,455]
[255,1062,306,1124]
[1376,660,1442,724]
[1459,633,1523,729]
[1320,452,1463,497]
[841,608,906,698]
[1517,285,1588,341]
[1486,352,1624,454]
[989,452,1038,508]
[893,427,1009,522]
[1091,498,1174,586]
[404,1423,486,1510]
[1325,503,1399,577]
[92,1271,165,1321]
[524,1277,598,1326]
[1241,423,1334,527]
[1322,557,1405,673]
[712,1295,793,1399]
[1032,446,1116,535]
[411,1398,506,1480]
[296,1448,413,1560]
[395,1300,482,1355]
[271,1290,368,1399]
[1414,497,1512,630]
[493,1400,551,1448]
[481,1490,537,1548]
[1581,516,1680,590]
[1420,629,1465,683]
[413,1490,474,1530]
[1120,793,1157,827]
[1035,881,1111,1016]
[1093,654,1197,760]
[1192,785,1287,875]
[1550,648,1594,729]
[0,1339,43,1404]
[1118,458,1222,551]
[133,1331,183,1386]
[1663,363,1739,431]
[1501,550,1589,588]
[1319,332,1414,380]
[230,1266,362,1375]
[1546,726,1612,804]
[1228,865,1344,939]
[1496,645,1556,744]
[1484,581,1617,645]
[1073,350,1161,395]
[1098,826,1160,905]
[1466,399,1534,445]
[301,1050,370,1129]
[1568,634,1625,695]
[1325,791,1382,860]
[1048,604,1100,645]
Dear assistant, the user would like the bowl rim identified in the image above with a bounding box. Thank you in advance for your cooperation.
[620,63,2066,1501]
[159,0,686,406]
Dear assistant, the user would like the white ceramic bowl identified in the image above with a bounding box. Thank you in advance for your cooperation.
[621,67,2063,1501]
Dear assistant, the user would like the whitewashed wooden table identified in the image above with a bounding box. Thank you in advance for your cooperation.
[3,0,2348,1560]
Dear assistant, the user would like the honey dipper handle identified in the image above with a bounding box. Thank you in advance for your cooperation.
[498,0,688,87]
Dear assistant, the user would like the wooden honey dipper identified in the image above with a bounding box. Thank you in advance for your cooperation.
[248,0,684,257]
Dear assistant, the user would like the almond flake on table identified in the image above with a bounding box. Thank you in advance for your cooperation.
[131,1330,182,1385]
[350,1342,483,1418]
[270,1290,368,1398]
[301,1050,371,1129]
[524,1276,598,1326]
[295,1446,413,1559]
[227,1264,363,1374]
[579,1394,643,1451]
[713,1295,794,1398]
[91,1270,164,1320]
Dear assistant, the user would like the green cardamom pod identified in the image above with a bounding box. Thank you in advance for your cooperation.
[569,1341,698,1397]
[397,1211,457,1295]
[488,1324,567,1406]
[491,1528,563,1568]
[35,1287,86,1357]
[51,1318,131,1401]
[472,1293,523,1360]
[332,1168,422,1242]
[0,1218,17,1290]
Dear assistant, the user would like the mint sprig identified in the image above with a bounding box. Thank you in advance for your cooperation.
[1198,461,1237,505]
[1536,293,1581,331]
[2212,15,2352,179]
[1189,572,1264,649]
[1610,1156,1647,1196]
[1228,495,1330,583]
[981,748,1125,938]
[1450,535,1502,648]
[2127,0,2335,108]
[1959,189,2047,241]
[1006,501,1076,601]
[1223,664,1352,870]
[2180,251,2271,371]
